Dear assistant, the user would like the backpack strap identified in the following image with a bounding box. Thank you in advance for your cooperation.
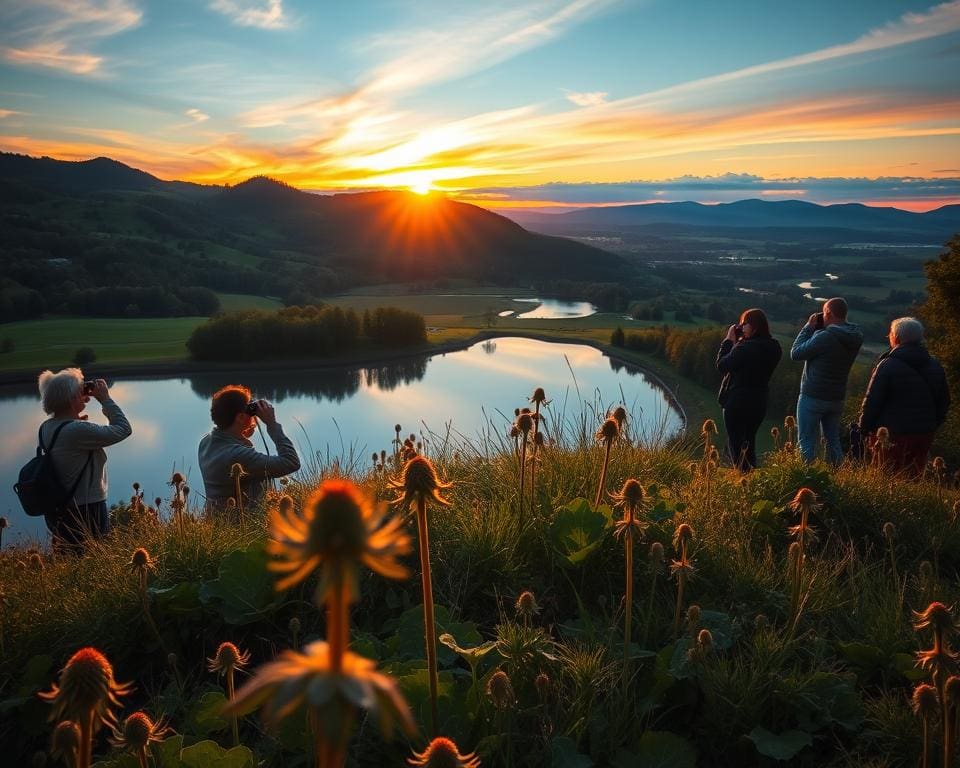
[38,421,71,454]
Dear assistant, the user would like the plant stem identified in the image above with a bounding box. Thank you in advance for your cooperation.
[644,572,658,647]
[80,708,94,768]
[234,477,245,534]
[595,440,612,507]
[672,544,686,639]
[227,667,239,747]
[417,499,439,736]
[623,531,633,685]
[519,437,527,525]
[923,716,929,768]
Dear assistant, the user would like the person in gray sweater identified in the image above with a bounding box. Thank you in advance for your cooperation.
[38,368,132,552]
[198,385,300,515]
[790,297,863,465]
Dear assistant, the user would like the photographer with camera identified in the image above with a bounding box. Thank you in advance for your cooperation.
[36,368,132,552]
[790,297,863,465]
[198,384,300,514]
[716,308,782,471]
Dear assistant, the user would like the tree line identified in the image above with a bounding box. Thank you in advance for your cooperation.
[186,305,427,361]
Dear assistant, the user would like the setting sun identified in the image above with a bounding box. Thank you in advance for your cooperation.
[410,180,432,195]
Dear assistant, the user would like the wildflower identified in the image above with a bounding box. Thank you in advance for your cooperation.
[209,641,251,746]
[515,591,540,624]
[671,524,695,638]
[40,647,133,768]
[110,711,170,767]
[770,426,781,450]
[50,721,81,768]
[408,737,481,768]
[610,479,649,541]
[686,604,701,636]
[648,541,664,570]
[270,480,411,605]
[487,670,515,710]
[390,456,452,511]
[913,683,939,768]
[914,601,960,754]
[514,412,535,521]
[594,417,620,506]
[128,547,154,581]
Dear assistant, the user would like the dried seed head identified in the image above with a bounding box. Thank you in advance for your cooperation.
[154,497,162,508]
[788,541,803,568]
[515,590,540,620]
[784,416,796,429]
[770,426,780,438]
[487,670,515,710]
[407,736,481,768]
[129,547,152,570]
[119,712,154,749]
[649,541,664,566]
[516,413,534,434]
[229,463,246,479]
[390,455,453,509]
[170,472,185,487]
[40,647,132,730]
[208,641,251,674]
[132,482,140,492]
[697,629,713,651]
[226,497,237,509]
[913,602,958,635]
[933,456,946,472]
[395,424,402,433]
[534,671,551,697]
[613,478,647,510]
[530,387,548,405]
[29,552,43,570]
[50,721,81,762]
[611,406,627,427]
[790,487,818,512]
[0,516,8,530]
[882,522,895,543]
[673,523,694,549]
[596,416,619,443]
[701,419,717,436]
[912,683,939,717]
[372,452,379,463]
[686,604,701,634]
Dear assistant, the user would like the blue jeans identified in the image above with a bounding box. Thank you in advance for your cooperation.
[797,394,844,465]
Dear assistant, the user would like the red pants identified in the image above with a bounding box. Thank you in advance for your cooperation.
[868,432,934,479]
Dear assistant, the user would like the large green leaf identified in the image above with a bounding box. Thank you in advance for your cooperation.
[748,727,812,761]
[389,605,482,667]
[185,690,228,736]
[149,581,202,616]
[199,542,283,625]
[613,731,696,768]
[777,672,864,733]
[549,497,612,566]
[180,740,255,768]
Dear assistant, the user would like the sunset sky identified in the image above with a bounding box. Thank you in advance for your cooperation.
[1,0,959,210]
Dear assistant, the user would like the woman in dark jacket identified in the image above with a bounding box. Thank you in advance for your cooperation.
[716,308,782,471]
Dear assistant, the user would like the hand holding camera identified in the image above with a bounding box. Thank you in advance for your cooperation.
[84,378,109,402]
[245,398,277,426]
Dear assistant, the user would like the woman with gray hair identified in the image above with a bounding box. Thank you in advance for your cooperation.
[858,317,950,477]
[37,368,132,552]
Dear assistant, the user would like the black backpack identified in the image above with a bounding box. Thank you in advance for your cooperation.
[14,422,92,518]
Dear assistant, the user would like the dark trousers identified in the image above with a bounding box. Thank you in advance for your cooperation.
[723,404,766,472]
[869,432,935,479]
[46,501,110,554]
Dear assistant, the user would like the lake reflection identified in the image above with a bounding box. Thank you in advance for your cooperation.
[0,337,681,547]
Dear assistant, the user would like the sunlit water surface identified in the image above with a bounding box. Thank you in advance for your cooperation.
[0,337,681,547]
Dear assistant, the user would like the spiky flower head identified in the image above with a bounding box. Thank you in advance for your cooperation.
[530,387,549,405]
[697,629,713,651]
[789,487,818,513]
[229,463,246,479]
[110,711,170,751]
[408,737,481,768]
[269,479,411,604]
[933,456,946,472]
[128,547,154,574]
[516,412,534,435]
[882,522,895,543]
[389,455,453,510]
[648,541,664,567]
[673,523,695,550]
[610,479,650,540]
[913,602,959,636]
[946,676,960,708]
[29,552,43,570]
[0,516,7,530]
[686,604,701,634]
[611,406,627,428]
[788,541,803,569]
[784,415,796,429]
[40,647,132,732]
[515,591,540,620]
[50,721,81,765]
[208,642,251,675]
[487,670,515,710]
[596,416,619,444]
[701,419,717,436]
[912,683,939,717]
[395,424,402,434]
[170,472,185,487]
[224,641,414,738]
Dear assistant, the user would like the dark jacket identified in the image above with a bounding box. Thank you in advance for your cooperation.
[859,342,950,435]
[716,336,783,410]
[790,322,863,401]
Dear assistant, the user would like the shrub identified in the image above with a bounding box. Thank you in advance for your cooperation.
[73,346,96,365]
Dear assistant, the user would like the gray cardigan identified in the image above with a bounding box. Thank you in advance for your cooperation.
[790,322,863,402]
[40,398,132,506]
[198,422,300,507]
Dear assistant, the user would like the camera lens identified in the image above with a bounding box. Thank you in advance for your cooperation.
[245,401,259,416]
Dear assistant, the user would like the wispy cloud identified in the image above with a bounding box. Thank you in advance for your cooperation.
[564,90,608,107]
[0,109,21,119]
[209,0,288,30]
[185,108,210,123]
[1,0,141,75]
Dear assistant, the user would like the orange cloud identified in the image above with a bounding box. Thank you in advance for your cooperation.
[4,43,101,75]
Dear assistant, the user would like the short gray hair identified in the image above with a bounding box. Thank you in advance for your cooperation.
[38,368,83,415]
[890,317,924,345]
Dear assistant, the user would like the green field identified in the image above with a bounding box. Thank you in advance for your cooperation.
[214,293,284,311]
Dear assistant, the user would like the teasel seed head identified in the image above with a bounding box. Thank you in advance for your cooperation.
[390,455,453,510]
[784,415,796,429]
[110,711,170,751]
[530,387,549,405]
[596,416,619,443]
[534,671,551,698]
[697,628,713,652]
[701,419,717,436]
[789,487,818,513]
[912,683,939,717]
[40,647,132,731]
[128,547,153,572]
[515,590,540,621]
[208,641,251,675]
[611,406,627,428]
[229,463,246,479]
[516,413,534,435]
[673,523,694,549]
[408,736,481,768]
[686,604,701,634]
[649,541,664,568]
[487,669,515,710]
[913,601,958,636]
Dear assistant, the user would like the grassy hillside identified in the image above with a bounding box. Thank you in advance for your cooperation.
[1,431,956,767]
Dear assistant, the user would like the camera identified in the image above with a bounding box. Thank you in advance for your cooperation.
[245,400,259,416]
[82,380,95,396]
[815,312,825,330]
[734,324,744,340]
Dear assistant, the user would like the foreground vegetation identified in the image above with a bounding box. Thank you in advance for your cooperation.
[2,403,958,767]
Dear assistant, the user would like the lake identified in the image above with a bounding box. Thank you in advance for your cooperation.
[0,337,682,547]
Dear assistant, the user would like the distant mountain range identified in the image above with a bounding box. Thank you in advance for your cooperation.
[0,152,624,292]
[503,199,960,244]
